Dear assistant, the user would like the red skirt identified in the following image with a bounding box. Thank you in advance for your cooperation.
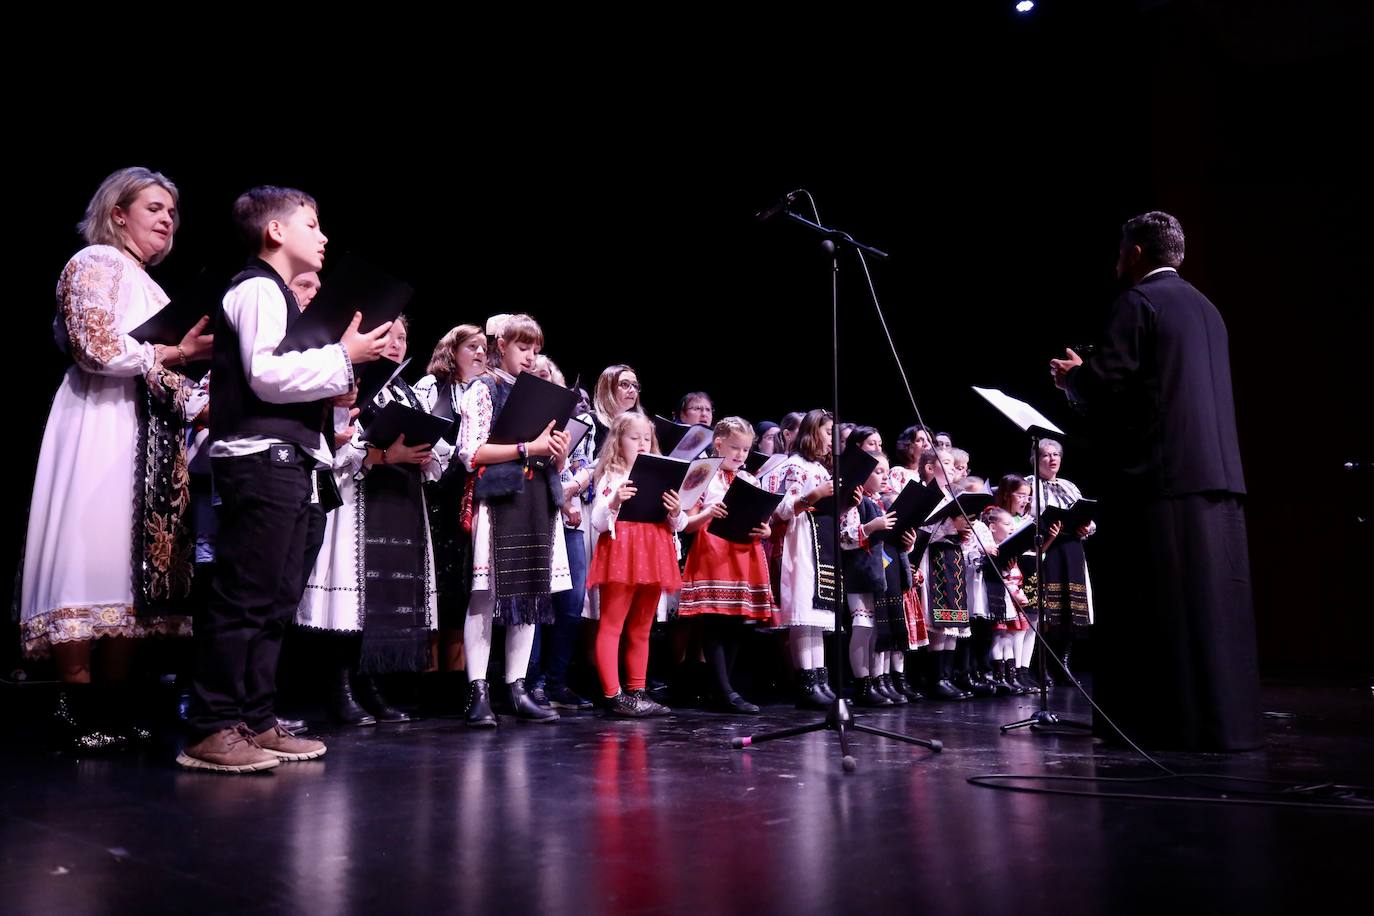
[679,529,774,619]
[903,586,929,646]
[995,609,1030,632]
[587,521,682,590]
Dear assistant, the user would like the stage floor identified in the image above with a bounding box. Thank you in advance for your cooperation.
[2,679,1371,914]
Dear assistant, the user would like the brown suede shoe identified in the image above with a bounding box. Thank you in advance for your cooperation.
[254,723,326,761]
[176,724,280,773]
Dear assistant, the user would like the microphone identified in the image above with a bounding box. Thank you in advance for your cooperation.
[755,190,800,222]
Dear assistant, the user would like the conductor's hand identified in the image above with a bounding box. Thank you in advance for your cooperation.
[1050,348,1083,390]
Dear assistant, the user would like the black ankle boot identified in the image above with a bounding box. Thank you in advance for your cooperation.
[986,660,1013,696]
[877,673,908,705]
[51,686,129,754]
[955,666,996,698]
[937,651,971,700]
[814,666,837,702]
[354,674,411,723]
[1000,660,1031,694]
[1047,632,1075,685]
[892,670,924,701]
[1053,641,1076,685]
[330,667,377,727]
[796,669,829,710]
[509,679,560,723]
[464,679,498,728]
[854,676,893,707]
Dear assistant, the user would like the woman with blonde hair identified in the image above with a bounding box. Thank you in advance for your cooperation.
[22,167,213,752]
[591,363,642,453]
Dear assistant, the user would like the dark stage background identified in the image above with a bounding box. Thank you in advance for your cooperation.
[7,3,1371,673]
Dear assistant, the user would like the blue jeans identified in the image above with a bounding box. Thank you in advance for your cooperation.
[532,526,588,686]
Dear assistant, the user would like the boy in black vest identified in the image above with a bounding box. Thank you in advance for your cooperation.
[179,187,391,772]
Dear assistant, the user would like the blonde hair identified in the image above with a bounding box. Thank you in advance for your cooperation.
[534,354,567,387]
[593,364,641,427]
[490,313,544,373]
[596,412,658,483]
[982,505,1012,526]
[78,167,180,265]
[427,324,484,383]
[712,416,754,444]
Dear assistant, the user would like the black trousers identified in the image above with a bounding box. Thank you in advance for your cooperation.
[189,446,315,737]
[303,499,329,580]
[1093,491,1262,751]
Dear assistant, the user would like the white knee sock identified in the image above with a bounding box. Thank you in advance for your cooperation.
[505,623,536,683]
[791,627,818,669]
[1016,615,1038,668]
[806,628,826,669]
[849,627,874,678]
[875,651,890,676]
[464,591,494,681]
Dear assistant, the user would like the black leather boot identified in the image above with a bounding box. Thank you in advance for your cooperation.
[892,670,924,701]
[464,678,498,728]
[854,676,893,707]
[876,673,908,705]
[795,669,830,710]
[814,666,837,702]
[330,667,377,727]
[509,678,560,723]
[354,673,411,723]
[51,686,129,754]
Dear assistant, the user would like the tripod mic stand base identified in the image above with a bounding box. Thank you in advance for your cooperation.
[731,698,943,773]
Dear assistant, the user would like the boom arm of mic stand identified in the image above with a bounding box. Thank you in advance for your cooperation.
[780,211,890,259]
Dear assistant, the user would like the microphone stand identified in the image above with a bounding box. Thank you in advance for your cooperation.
[732,200,942,772]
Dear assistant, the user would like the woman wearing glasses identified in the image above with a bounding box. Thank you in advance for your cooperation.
[591,365,644,453]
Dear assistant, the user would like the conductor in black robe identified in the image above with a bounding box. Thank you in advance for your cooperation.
[1050,211,1262,751]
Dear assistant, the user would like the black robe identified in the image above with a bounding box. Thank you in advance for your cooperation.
[1066,269,1261,751]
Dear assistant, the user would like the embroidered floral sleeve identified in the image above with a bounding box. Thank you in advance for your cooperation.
[840,505,864,550]
[183,372,210,422]
[776,460,812,521]
[457,382,494,472]
[339,423,370,479]
[427,438,453,482]
[56,248,153,377]
[969,520,998,558]
[411,374,439,412]
[591,472,626,537]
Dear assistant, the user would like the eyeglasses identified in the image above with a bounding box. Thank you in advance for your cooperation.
[618,379,641,392]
